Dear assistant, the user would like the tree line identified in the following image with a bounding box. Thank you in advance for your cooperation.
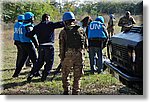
[71,1,143,17]
[2,1,143,23]
[2,1,60,23]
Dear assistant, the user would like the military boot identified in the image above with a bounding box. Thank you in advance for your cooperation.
[63,91,69,95]
[41,71,48,82]
[12,74,19,78]
[72,90,79,95]
[27,74,34,83]
[34,71,42,77]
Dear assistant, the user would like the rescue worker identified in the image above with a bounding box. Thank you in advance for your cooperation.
[59,12,87,95]
[88,16,108,74]
[81,16,100,69]
[12,15,24,77]
[107,14,116,38]
[26,13,64,82]
[12,12,38,77]
[118,11,136,32]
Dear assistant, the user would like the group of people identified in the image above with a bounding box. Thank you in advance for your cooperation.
[13,12,64,82]
[12,11,136,95]
[13,12,39,78]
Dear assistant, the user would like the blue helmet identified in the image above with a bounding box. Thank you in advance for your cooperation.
[109,14,115,19]
[62,12,75,21]
[95,16,104,23]
[24,12,34,20]
[17,15,25,20]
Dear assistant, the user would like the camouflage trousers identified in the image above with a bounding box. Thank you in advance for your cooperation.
[61,48,85,95]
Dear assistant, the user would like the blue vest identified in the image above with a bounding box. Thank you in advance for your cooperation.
[19,23,34,43]
[88,21,107,39]
[13,22,23,41]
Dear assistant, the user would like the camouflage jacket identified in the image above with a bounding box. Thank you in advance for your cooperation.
[118,16,136,32]
[59,24,87,61]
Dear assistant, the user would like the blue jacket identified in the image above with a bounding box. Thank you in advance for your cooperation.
[19,23,34,43]
[13,22,23,41]
[26,21,64,45]
[88,21,108,47]
[88,21,107,39]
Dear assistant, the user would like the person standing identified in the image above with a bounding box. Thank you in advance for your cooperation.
[26,13,64,82]
[79,16,92,34]
[12,15,24,77]
[59,12,87,95]
[12,12,38,77]
[88,16,108,74]
[107,14,116,38]
[118,11,136,32]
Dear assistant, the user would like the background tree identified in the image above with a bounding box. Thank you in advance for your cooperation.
[2,1,60,23]
[2,1,143,23]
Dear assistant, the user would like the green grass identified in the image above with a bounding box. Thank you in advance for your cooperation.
[0,25,139,95]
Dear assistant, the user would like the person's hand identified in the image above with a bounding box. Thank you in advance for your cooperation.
[124,24,132,27]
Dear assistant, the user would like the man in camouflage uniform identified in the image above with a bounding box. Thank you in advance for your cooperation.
[118,11,136,32]
[107,14,116,38]
[59,12,87,95]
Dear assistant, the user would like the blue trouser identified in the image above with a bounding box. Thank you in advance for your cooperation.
[30,45,54,78]
[13,43,37,75]
[89,47,103,73]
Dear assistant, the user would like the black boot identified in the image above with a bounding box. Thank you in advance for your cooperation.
[34,71,42,77]
[12,74,19,78]
[41,74,47,82]
[27,74,34,83]
[12,69,20,78]
[63,91,69,95]
[72,90,79,95]
[41,71,48,82]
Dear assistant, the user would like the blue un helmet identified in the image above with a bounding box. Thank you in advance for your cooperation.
[95,16,104,23]
[109,14,115,19]
[24,12,34,20]
[17,15,25,20]
[62,12,75,22]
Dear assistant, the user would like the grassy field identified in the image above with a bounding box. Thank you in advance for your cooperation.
[0,16,142,95]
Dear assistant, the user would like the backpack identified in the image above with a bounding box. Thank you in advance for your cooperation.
[65,26,85,49]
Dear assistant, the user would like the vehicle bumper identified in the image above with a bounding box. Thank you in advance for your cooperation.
[104,60,142,82]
